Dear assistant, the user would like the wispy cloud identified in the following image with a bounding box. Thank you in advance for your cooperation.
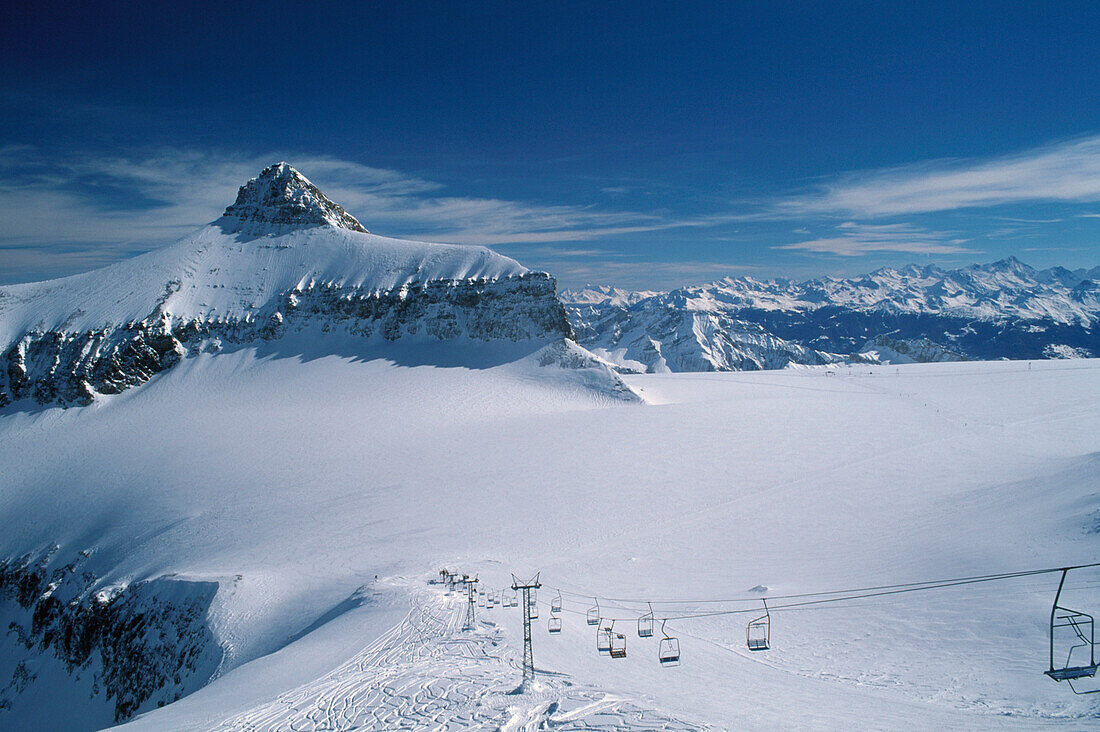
[776,134,1100,218]
[776,222,977,257]
[0,147,687,283]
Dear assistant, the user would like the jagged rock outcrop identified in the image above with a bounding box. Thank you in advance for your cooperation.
[858,335,967,364]
[1,272,573,408]
[221,162,368,234]
[0,547,220,723]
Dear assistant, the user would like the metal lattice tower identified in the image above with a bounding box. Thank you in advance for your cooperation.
[511,573,542,682]
[463,576,478,630]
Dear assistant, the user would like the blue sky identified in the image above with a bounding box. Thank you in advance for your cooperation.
[2,1,1099,289]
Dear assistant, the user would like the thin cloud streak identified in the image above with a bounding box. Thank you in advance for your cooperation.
[775,134,1100,218]
[0,147,695,283]
[776,221,978,257]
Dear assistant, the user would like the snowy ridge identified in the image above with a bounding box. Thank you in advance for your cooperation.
[564,257,1100,324]
[0,221,530,346]
[563,257,1100,372]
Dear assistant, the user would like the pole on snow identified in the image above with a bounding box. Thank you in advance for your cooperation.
[464,575,479,630]
[512,573,542,682]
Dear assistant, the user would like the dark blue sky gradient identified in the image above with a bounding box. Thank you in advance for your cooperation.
[3,2,1099,288]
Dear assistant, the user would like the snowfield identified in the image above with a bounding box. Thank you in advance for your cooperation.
[2,350,1098,729]
[1,164,1097,729]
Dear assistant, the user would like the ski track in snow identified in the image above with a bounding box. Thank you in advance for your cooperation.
[215,582,700,731]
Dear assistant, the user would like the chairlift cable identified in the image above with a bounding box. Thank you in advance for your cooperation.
[542,561,1100,613]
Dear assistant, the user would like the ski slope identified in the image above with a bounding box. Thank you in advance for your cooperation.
[1,353,1098,729]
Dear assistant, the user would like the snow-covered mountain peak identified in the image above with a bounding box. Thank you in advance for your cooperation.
[219,162,369,234]
[0,162,638,408]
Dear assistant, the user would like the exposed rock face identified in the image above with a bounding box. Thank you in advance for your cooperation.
[0,548,220,724]
[858,335,967,364]
[1,272,573,408]
[220,162,368,234]
[563,258,1100,372]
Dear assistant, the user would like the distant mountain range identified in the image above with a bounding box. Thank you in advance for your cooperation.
[561,258,1100,372]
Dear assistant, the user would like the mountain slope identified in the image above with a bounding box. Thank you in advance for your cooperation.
[0,163,626,408]
[2,356,1097,729]
[563,258,1100,372]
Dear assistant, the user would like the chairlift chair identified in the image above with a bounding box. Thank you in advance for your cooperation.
[597,624,612,653]
[587,598,600,626]
[747,599,770,651]
[609,632,627,658]
[658,619,680,666]
[548,614,562,634]
[638,602,655,638]
[1045,568,1099,693]
[529,599,539,619]
[505,589,518,607]
[551,591,563,614]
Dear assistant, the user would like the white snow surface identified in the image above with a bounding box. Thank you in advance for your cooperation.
[0,223,528,349]
[2,350,1098,729]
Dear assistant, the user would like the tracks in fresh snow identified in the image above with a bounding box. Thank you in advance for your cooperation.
[216,584,701,731]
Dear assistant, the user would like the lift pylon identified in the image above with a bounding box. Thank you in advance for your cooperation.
[512,572,542,682]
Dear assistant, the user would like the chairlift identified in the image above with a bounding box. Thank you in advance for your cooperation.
[505,589,518,607]
[529,598,539,619]
[587,598,600,626]
[1045,568,1099,693]
[551,590,563,614]
[658,619,680,666]
[548,614,562,634]
[610,631,627,659]
[638,601,655,638]
[597,623,612,653]
[747,599,770,651]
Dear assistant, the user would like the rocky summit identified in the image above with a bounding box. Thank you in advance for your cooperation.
[220,162,369,234]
